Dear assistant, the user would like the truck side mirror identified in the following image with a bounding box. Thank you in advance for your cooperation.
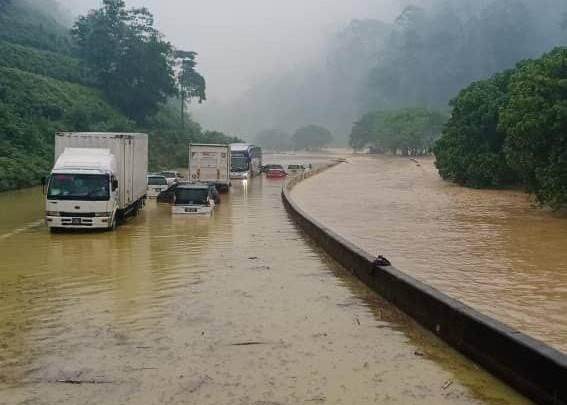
[41,176,48,194]
[112,179,118,191]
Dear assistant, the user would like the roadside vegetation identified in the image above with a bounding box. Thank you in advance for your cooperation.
[349,108,446,156]
[0,0,236,192]
[254,125,333,151]
[435,47,567,209]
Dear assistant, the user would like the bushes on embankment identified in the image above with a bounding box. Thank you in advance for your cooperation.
[0,0,238,192]
[0,67,133,191]
[434,47,567,209]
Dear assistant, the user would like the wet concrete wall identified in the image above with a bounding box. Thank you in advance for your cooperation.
[283,163,567,405]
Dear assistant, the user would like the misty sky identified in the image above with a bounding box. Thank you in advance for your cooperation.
[64,0,404,102]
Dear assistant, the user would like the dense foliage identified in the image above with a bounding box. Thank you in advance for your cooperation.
[0,67,132,191]
[0,41,84,83]
[0,0,71,52]
[501,49,567,208]
[434,48,567,208]
[291,125,333,151]
[433,72,516,187]
[0,0,234,192]
[350,108,445,156]
[72,0,177,122]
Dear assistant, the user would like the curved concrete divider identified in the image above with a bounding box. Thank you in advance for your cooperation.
[282,162,567,405]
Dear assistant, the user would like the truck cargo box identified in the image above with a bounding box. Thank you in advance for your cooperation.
[55,132,148,210]
[188,144,231,190]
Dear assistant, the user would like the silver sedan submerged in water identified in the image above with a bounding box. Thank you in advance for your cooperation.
[171,184,215,216]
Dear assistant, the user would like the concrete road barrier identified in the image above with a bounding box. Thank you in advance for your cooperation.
[282,162,567,405]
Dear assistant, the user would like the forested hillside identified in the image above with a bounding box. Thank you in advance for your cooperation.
[0,0,237,191]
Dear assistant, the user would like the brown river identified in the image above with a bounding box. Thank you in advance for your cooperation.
[0,153,527,404]
[293,155,567,354]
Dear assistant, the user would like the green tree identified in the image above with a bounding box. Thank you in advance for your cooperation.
[72,0,176,121]
[174,50,206,127]
[434,72,516,187]
[292,125,333,151]
[351,108,445,155]
[500,48,567,208]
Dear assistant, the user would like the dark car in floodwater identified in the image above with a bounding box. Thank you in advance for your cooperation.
[157,182,220,205]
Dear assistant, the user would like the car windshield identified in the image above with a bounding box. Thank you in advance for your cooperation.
[47,174,110,201]
[288,165,303,169]
[148,176,167,185]
[174,188,208,205]
[161,172,177,178]
[231,156,249,172]
[266,164,283,170]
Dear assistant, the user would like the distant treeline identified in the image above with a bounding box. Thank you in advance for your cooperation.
[349,108,446,156]
[434,47,567,209]
[214,0,567,143]
[0,0,238,192]
[254,125,333,152]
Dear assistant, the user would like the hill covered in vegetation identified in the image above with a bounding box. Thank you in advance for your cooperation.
[434,47,567,209]
[0,0,237,191]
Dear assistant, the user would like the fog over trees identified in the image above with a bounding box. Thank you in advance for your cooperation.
[194,0,567,144]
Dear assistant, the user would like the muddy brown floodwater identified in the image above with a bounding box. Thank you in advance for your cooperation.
[0,153,527,404]
[292,155,567,354]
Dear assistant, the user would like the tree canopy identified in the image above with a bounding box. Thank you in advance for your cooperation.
[434,47,567,209]
[72,0,177,122]
[350,108,445,156]
[291,125,333,151]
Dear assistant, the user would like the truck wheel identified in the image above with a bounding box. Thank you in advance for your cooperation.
[108,216,117,231]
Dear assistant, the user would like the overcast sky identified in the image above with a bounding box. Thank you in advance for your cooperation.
[63,0,404,102]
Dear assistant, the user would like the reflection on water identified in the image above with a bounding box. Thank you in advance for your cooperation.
[292,156,567,353]
[0,153,526,404]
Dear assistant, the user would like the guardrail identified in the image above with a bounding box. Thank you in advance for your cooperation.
[282,161,567,405]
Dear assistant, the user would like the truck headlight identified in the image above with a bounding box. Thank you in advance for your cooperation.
[94,212,112,217]
[46,211,60,217]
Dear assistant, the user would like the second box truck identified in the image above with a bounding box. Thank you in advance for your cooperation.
[44,132,148,231]
[188,144,231,192]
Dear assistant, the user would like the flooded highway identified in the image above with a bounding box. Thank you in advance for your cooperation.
[292,155,567,354]
[0,154,526,404]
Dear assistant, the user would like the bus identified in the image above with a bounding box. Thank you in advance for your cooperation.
[230,144,262,179]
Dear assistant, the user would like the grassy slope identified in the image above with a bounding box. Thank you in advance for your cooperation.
[0,41,85,83]
[0,0,237,191]
[0,67,132,190]
[0,0,71,53]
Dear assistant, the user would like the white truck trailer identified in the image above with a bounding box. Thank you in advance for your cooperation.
[44,132,148,231]
[188,144,231,192]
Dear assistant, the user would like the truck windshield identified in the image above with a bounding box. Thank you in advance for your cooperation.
[231,156,249,172]
[174,189,208,205]
[47,174,110,201]
[148,176,167,186]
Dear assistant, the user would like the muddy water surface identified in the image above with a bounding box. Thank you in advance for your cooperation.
[0,154,526,404]
[292,156,567,353]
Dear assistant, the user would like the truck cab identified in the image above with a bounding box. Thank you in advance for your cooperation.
[45,148,119,230]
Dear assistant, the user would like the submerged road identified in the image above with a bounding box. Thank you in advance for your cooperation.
[292,156,567,353]
[0,153,526,404]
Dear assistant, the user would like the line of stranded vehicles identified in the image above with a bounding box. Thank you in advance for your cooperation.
[43,132,310,232]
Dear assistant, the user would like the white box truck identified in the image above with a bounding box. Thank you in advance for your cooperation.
[44,132,148,231]
[188,144,231,192]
